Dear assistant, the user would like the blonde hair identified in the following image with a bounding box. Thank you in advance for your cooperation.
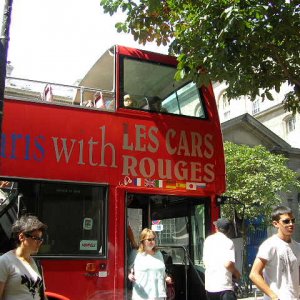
[138,228,157,253]
[123,94,137,108]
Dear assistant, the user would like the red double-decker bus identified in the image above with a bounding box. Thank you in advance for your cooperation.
[0,45,225,300]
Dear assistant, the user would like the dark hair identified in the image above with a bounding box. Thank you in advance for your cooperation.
[271,205,292,222]
[11,215,47,245]
[214,218,231,235]
[218,226,230,235]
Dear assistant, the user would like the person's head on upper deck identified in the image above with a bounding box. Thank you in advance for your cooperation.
[124,94,134,107]
[148,96,167,112]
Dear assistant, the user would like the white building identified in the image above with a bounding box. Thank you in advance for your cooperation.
[215,82,300,148]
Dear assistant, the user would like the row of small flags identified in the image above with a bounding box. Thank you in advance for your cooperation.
[132,178,206,190]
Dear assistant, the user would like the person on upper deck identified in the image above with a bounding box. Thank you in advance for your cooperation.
[124,94,138,108]
[82,91,114,110]
[148,96,168,113]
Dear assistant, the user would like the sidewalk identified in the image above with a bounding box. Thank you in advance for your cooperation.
[239,297,263,300]
[238,286,263,300]
[238,292,263,300]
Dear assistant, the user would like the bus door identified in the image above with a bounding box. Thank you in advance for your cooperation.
[126,193,210,300]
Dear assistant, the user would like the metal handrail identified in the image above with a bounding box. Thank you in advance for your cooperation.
[0,186,19,218]
[6,76,113,93]
[158,245,189,300]
[5,76,115,107]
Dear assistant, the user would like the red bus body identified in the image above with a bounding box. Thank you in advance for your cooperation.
[0,45,225,300]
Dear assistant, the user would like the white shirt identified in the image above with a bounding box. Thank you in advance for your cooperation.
[0,250,43,300]
[256,235,300,300]
[203,232,236,292]
[132,251,166,300]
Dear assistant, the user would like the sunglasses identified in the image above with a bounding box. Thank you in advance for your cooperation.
[24,233,44,242]
[144,238,156,242]
[280,218,296,225]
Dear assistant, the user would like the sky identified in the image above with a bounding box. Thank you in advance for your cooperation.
[0,0,168,85]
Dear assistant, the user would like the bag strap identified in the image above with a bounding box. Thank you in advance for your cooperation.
[34,259,46,300]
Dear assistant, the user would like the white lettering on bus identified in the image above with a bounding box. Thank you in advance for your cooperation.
[99,126,117,167]
[203,163,215,182]
[204,134,214,159]
[9,123,215,183]
[157,159,172,179]
[165,129,214,159]
[122,123,133,150]
[52,137,77,163]
[190,162,202,181]
[174,161,188,180]
[122,155,138,176]
[148,127,159,153]
[51,126,117,168]
[122,155,215,182]
[88,137,98,166]
[122,124,160,153]
[165,129,176,155]
[135,124,147,151]
[177,131,190,156]
[191,132,202,157]
[139,157,155,177]
[78,139,85,165]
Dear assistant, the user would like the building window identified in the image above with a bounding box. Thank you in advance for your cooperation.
[222,94,230,119]
[223,94,230,110]
[286,116,296,133]
[252,99,260,115]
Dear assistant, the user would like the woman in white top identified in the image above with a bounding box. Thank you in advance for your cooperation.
[128,228,172,300]
[0,215,47,300]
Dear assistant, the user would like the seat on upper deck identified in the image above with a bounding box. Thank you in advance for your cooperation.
[41,84,53,102]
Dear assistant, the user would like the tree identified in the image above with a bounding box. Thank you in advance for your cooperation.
[100,0,300,113]
[222,141,300,295]
[223,141,300,222]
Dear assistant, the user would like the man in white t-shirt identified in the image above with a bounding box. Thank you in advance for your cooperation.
[249,205,300,300]
[203,218,241,300]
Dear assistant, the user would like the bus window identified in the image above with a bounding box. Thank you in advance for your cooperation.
[0,181,107,257]
[38,183,106,256]
[120,56,207,118]
[163,82,206,118]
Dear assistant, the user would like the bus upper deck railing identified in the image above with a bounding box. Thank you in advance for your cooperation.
[4,77,115,111]
[4,77,209,118]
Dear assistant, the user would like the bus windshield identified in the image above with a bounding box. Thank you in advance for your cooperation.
[120,56,207,118]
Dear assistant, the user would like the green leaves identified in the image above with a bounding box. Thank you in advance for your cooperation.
[100,0,300,113]
[223,142,300,224]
